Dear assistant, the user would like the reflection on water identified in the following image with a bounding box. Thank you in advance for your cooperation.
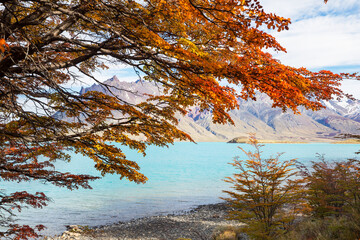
[4,142,359,235]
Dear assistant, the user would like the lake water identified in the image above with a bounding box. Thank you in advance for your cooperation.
[3,142,360,235]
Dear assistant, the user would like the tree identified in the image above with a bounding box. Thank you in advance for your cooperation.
[0,0,348,238]
[222,135,305,240]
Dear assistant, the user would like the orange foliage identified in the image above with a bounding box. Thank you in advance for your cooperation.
[299,156,360,218]
[223,135,306,239]
[0,0,350,238]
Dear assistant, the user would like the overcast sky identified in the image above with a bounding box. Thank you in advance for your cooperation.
[83,0,360,99]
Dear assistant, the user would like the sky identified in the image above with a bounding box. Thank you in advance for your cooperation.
[261,0,360,98]
[78,0,360,99]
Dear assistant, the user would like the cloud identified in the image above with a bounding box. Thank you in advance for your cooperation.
[260,0,360,98]
[261,0,360,21]
[271,15,360,69]
[259,1,360,72]
[260,0,324,20]
[341,79,360,99]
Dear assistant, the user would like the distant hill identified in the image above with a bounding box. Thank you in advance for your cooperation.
[77,76,360,142]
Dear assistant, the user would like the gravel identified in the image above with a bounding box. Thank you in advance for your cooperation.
[44,202,243,240]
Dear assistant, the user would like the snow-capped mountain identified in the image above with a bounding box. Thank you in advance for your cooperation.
[78,76,360,142]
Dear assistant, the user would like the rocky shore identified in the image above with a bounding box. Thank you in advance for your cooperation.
[44,202,244,240]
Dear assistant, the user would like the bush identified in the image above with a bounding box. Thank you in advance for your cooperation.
[211,226,246,240]
[298,156,360,218]
[280,156,360,240]
[280,213,360,240]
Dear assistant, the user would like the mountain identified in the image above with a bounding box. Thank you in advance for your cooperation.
[77,76,360,142]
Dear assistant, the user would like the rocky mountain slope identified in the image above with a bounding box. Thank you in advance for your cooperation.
[78,76,360,142]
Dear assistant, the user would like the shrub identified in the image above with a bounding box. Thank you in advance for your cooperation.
[211,226,245,240]
[281,155,360,240]
[298,156,360,218]
[280,214,360,240]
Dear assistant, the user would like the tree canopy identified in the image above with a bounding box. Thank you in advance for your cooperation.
[0,0,348,238]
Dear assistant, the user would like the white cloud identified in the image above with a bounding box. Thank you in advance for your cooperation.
[261,0,360,21]
[341,79,360,99]
[259,0,360,98]
[260,0,324,20]
[260,0,360,71]
[271,15,360,68]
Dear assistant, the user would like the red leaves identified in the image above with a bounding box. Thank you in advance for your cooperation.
[3,224,45,240]
[0,141,99,239]
[1,192,49,210]
[0,191,49,239]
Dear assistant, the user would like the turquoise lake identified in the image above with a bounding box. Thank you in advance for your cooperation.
[3,142,360,235]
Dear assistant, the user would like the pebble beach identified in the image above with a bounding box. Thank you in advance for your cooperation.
[44,203,243,240]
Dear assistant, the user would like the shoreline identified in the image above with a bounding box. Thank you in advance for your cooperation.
[44,202,243,240]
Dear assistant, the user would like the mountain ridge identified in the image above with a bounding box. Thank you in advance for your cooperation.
[79,76,360,142]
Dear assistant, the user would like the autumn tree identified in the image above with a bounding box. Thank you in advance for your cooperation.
[298,156,360,218]
[223,135,305,240]
[0,0,349,238]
